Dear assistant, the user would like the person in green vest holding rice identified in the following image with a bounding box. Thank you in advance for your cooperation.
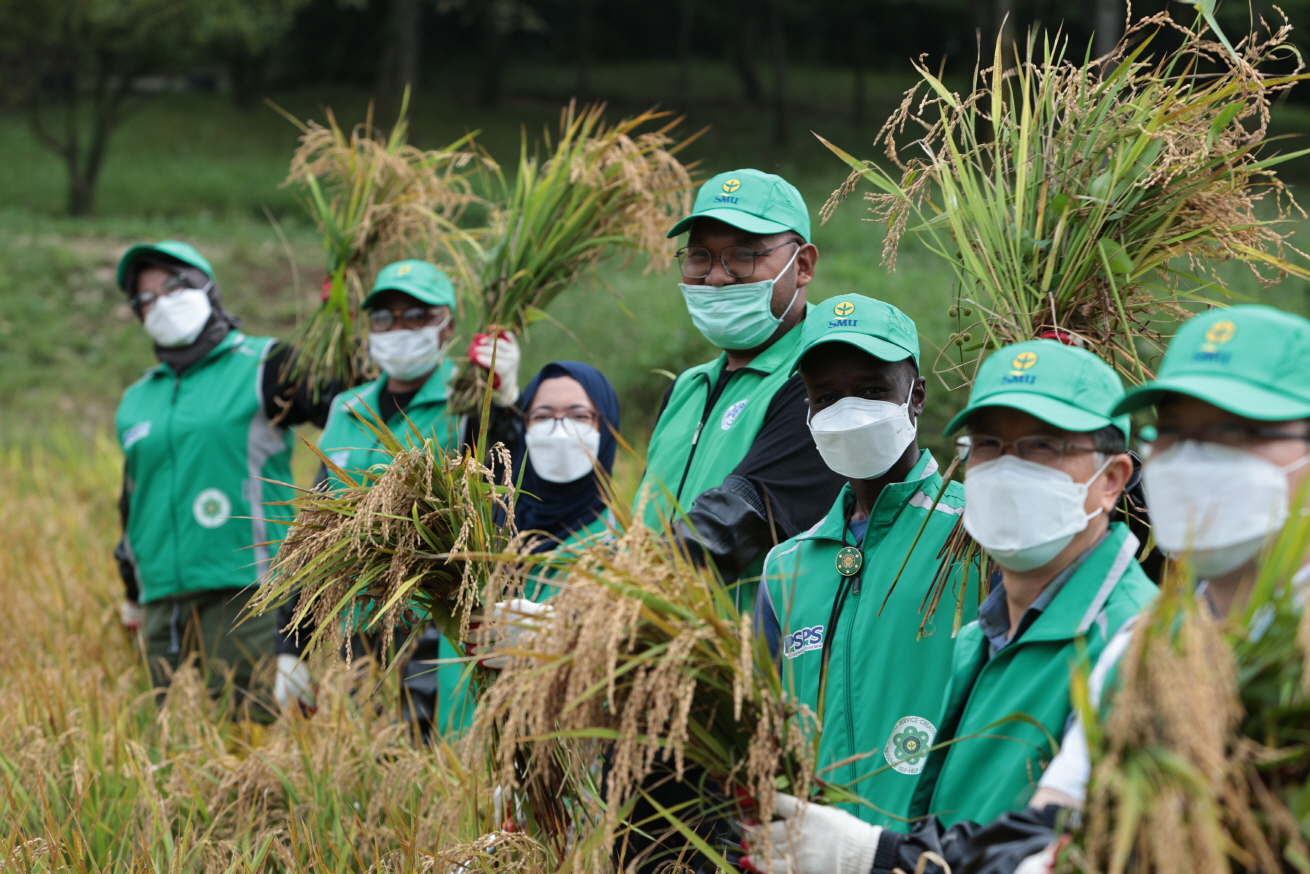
[755,294,980,832]
[638,169,845,611]
[114,240,333,719]
[741,339,1155,874]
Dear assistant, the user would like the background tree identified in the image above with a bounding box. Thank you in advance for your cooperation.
[377,0,424,120]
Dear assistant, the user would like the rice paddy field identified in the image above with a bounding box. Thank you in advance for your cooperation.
[3,59,1310,870]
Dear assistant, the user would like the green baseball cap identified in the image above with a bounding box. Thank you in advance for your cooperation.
[362,260,456,309]
[116,241,213,290]
[666,169,811,240]
[945,339,1130,440]
[1114,305,1310,421]
[796,294,919,371]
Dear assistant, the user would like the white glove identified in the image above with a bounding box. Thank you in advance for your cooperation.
[465,598,553,670]
[469,331,520,406]
[1014,841,1059,874]
[274,653,317,712]
[740,793,883,874]
[120,601,143,633]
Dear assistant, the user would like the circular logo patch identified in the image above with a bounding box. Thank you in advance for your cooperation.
[884,715,936,775]
[722,178,742,193]
[1205,320,1236,345]
[835,546,863,577]
[721,399,749,430]
[1011,351,1038,371]
[833,301,855,317]
[193,488,231,529]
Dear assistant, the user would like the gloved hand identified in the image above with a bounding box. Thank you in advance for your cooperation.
[120,601,143,634]
[468,331,520,406]
[274,653,317,713]
[740,793,883,874]
[465,598,553,670]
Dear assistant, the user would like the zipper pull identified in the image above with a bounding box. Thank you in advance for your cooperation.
[691,421,704,446]
[171,375,182,403]
[852,576,862,595]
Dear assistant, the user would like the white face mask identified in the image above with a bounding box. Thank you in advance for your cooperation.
[1144,441,1308,578]
[143,288,213,348]
[808,397,917,480]
[963,453,1112,572]
[368,322,448,381]
[525,418,601,483]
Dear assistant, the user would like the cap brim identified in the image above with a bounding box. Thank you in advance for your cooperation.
[116,244,170,290]
[795,334,915,374]
[362,286,454,310]
[1113,373,1310,420]
[666,208,796,239]
[944,393,1117,436]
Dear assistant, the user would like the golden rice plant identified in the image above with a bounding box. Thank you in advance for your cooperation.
[275,90,489,396]
[820,9,1310,387]
[469,510,817,868]
[447,101,697,414]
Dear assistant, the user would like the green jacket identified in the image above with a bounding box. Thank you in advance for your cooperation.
[909,522,1157,826]
[523,515,611,602]
[317,359,460,486]
[758,451,978,828]
[636,310,811,604]
[116,332,296,603]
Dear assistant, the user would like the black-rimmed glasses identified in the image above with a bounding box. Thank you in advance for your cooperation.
[674,240,800,279]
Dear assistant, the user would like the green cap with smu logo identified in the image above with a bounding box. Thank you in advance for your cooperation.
[1113,305,1310,420]
[796,294,920,370]
[116,240,214,290]
[666,169,811,240]
[362,259,456,309]
[945,339,1129,439]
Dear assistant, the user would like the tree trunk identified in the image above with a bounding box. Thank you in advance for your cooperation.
[229,51,266,112]
[377,0,421,121]
[733,0,764,106]
[1093,0,1122,58]
[576,0,593,97]
[478,0,506,107]
[676,0,697,107]
[769,0,787,146]
[850,8,866,128]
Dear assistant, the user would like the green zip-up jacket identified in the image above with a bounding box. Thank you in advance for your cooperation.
[116,332,296,603]
[908,522,1156,826]
[317,359,460,486]
[757,451,979,828]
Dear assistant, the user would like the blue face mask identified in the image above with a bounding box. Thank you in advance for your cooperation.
[679,245,802,351]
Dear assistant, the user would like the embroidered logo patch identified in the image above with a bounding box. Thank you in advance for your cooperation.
[833,301,855,317]
[192,488,232,529]
[884,715,936,775]
[722,178,742,193]
[783,625,825,659]
[721,399,749,430]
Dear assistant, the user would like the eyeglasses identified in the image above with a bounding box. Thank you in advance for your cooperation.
[368,306,443,332]
[955,434,1100,466]
[1151,422,1310,451]
[527,406,598,427]
[674,241,800,279]
[130,273,194,310]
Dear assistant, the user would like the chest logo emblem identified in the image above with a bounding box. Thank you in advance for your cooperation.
[835,545,863,576]
[884,715,937,775]
[783,624,825,659]
[193,488,232,529]
[721,399,749,430]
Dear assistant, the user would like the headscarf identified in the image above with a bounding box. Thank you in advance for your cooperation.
[125,254,241,373]
[511,361,620,552]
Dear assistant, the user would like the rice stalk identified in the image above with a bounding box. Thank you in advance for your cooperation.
[819,11,1310,387]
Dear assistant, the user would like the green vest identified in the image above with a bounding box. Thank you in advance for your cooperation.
[116,332,296,603]
[909,523,1157,826]
[317,359,460,487]
[637,310,811,606]
[760,451,978,828]
[523,516,611,602]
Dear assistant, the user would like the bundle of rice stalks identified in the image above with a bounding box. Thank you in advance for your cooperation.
[820,10,1310,385]
[275,91,489,395]
[251,415,517,661]
[447,101,697,414]
[469,514,817,864]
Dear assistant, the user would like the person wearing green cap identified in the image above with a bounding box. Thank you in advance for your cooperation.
[746,295,980,838]
[638,168,844,603]
[739,339,1156,874]
[113,240,334,718]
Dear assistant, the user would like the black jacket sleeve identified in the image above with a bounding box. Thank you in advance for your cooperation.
[676,374,845,582]
[262,343,338,428]
[871,806,1063,874]
[115,465,140,603]
[275,589,308,656]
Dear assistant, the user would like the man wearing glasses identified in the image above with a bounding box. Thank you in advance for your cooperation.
[638,169,844,608]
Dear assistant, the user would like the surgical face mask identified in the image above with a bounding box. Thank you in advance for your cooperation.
[1144,441,1308,578]
[143,288,213,348]
[679,245,801,350]
[808,397,917,479]
[964,454,1112,572]
[525,418,601,483]
[368,321,448,381]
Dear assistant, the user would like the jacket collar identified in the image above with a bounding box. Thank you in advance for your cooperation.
[700,303,815,380]
[148,330,245,378]
[342,358,455,417]
[801,449,941,544]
